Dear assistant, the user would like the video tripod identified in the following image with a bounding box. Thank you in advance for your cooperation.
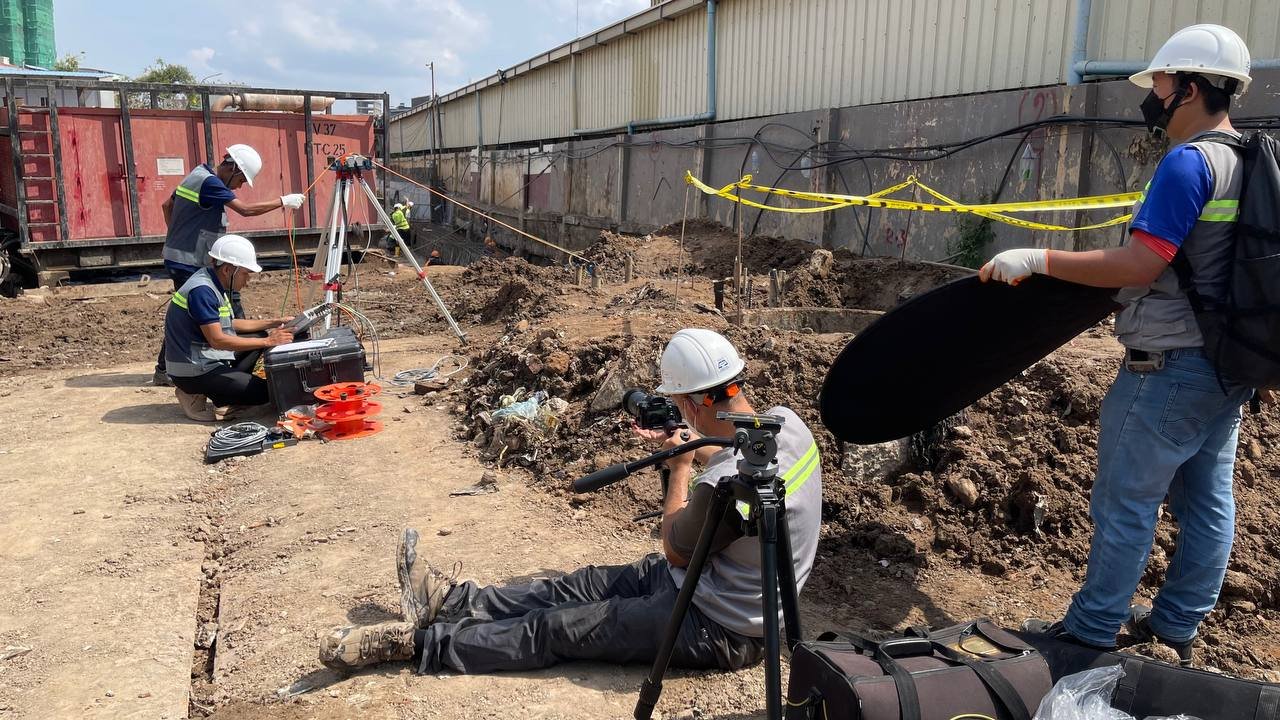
[573,412,803,720]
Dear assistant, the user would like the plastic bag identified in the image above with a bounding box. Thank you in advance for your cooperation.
[491,390,566,432]
[492,389,548,421]
[1033,664,1201,720]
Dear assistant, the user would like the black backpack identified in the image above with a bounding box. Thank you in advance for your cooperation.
[1176,131,1280,390]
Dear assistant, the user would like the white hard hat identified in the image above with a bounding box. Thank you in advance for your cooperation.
[225,144,263,187]
[393,203,404,209]
[656,328,746,395]
[1130,24,1252,95]
[404,200,414,207]
[208,234,262,273]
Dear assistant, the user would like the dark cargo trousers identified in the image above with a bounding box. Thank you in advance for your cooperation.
[415,553,764,675]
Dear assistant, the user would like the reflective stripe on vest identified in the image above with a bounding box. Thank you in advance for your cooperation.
[735,441,820,520]
[163,165,227,268]
[1137,183,1239,223]
[165,268,237,377]
[1199,198,1239,222]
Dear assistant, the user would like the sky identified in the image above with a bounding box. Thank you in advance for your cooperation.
[54,0,649,108]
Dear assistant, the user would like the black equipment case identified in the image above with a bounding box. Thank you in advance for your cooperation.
[786,620,1052,720]
[263,325,366,414]
[1019,631,1280,720]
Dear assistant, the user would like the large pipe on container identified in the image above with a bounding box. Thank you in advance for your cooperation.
[210,93,336,112]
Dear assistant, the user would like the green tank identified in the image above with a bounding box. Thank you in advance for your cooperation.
[0,0,24,67]
[21,0,54,68]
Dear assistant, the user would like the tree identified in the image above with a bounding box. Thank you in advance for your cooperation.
[52,53,82,72]
[129,58,199,109]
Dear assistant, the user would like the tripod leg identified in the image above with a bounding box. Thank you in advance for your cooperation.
[325,180,352,310]
[307,178,344,309]
[634,483,735,720]
[757,503,784,720]
[354,176,468,344]
[773,499,803,650]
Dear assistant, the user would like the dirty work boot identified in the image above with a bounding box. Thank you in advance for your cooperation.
[318,621,416,671]
[175,388,215,422]
[1020,618,1116,651]
[1126,604,1194,667]
[397,528,460,628]
[152,369,173,387]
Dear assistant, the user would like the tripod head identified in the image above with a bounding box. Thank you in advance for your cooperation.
[719,411,783,486]
[572,411,785,494]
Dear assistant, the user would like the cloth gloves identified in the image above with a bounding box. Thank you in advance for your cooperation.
[280,193,305,209]
[979,248,1049,285]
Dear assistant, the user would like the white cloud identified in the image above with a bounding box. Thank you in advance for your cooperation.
[215,0,487,104]
[545,0,648,33]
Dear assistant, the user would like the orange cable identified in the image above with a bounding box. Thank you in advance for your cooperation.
[369,159,588,263]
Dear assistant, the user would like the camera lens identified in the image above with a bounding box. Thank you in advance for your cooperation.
[621,388,646,418]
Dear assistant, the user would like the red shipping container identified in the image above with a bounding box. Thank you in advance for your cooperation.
[1,107,378,244]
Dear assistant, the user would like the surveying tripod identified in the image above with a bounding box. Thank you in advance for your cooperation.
[308,154,466,343]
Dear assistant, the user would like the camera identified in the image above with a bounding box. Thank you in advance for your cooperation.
[622,388,683,433]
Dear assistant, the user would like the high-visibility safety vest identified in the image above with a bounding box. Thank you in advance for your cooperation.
[1115,132,1243,351]
[163,165,230,268]
[390,208,410,231]
[163,268,237,377]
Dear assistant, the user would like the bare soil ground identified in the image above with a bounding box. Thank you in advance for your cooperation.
[1,222,1277,719]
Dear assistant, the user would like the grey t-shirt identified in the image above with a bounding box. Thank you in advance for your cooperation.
[667,406,823,638]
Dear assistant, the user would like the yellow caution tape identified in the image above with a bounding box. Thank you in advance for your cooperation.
[684,172,1141,232]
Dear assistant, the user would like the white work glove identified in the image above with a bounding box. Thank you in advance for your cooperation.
[280,193,305,209]
[979,248,1049,285]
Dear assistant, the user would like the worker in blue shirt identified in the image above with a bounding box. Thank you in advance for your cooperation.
[153,144,305,386]
[982,25,1257,666]
[163,235,294,421]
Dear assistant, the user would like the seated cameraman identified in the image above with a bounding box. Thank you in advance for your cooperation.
[316,328,823,675]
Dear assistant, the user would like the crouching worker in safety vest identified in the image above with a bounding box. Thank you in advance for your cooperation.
[163,235,295,422]
[316,328,823,675]
[153,144,305,387]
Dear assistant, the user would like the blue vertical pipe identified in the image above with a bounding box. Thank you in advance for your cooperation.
[1067,0,1092,85]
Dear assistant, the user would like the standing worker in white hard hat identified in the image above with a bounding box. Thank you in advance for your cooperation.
[162,234,295,422]
[153,144,307,386]
[313,328,823,678]
[980,25,1259,664]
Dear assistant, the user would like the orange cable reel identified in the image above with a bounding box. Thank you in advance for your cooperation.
[313,381,384,441]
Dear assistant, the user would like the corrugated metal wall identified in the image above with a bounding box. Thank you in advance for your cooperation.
[715,0,1072,118]
[390,0,1279,155]
[576,9,708,130]
[1086,0,1280,62]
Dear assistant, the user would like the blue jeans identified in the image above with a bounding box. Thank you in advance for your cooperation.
[1064,348,1252,646]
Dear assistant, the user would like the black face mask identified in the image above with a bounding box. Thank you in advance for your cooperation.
[1139,87,1186,135]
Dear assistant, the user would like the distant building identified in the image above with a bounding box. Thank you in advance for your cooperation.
[0,0,56,69]
[0,63,120,107]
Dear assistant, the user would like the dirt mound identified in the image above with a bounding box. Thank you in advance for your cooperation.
[655,219,821,280]
[581,232,642,284]
[452,257,567,322]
